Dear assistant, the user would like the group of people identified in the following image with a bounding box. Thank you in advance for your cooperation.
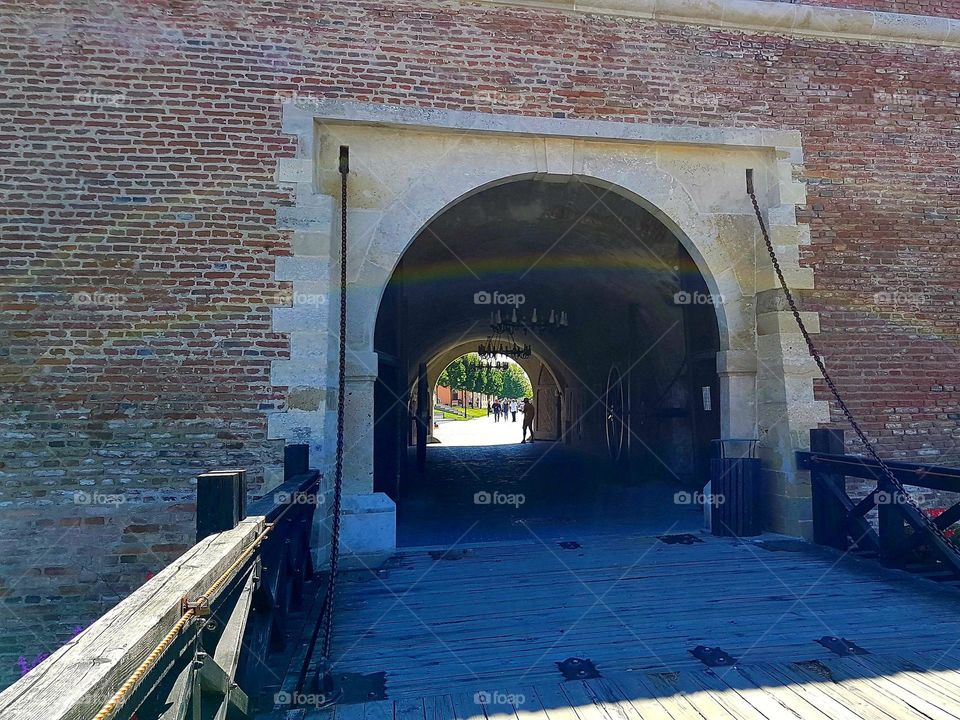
[491,398,517,423]
[490,398,537,443]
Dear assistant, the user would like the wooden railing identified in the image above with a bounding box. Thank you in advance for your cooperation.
[0,445,324,720]
[797,428,960,576]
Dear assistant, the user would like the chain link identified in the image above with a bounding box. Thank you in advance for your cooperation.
[318,155,349,666]
[748,188,960,562]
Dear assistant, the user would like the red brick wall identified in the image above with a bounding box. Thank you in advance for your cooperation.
[1,0,959,687]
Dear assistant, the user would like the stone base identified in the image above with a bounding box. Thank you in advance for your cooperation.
[338,492,396,569]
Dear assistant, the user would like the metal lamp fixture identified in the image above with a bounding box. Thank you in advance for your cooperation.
[489,306,568,335]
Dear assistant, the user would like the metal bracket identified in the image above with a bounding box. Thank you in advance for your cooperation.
[816,636,869,656]
[690,645,737,667]
[180,595,211,617]
[557,657,600,680]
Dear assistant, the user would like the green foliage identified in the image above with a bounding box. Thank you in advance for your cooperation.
[439,356,467,391]
[501,362,533,399]
[437,354,531,400]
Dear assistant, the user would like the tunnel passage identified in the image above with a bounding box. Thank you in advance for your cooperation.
[373,177,721,541]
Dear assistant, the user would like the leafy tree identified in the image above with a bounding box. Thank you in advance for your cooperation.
[464,354,482,395]
[437,355,532,415]
[502,362,533,399]
[439,357,466,395]
[484,365,504,397]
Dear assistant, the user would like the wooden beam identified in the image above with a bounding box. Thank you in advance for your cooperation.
[809,429,848,551]
[0,518,266,720]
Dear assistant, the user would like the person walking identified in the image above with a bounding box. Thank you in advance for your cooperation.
[492,400,501,423]
[510,399,518,422]
[520,398,536,443]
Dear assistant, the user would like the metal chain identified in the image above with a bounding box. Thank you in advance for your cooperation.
[319,149,350,667]
[747,183,960,559]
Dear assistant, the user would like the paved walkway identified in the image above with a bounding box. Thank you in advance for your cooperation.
[399,417,702,547]
[433,412,528,447]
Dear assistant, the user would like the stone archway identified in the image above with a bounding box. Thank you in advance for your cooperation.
[423,339,565,443]
[270,101,828,563]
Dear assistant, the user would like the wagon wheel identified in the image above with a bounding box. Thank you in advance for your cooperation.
[605,365,625,461]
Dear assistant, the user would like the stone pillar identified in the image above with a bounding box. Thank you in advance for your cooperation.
[321,304,397,569]
[716,349,758,440]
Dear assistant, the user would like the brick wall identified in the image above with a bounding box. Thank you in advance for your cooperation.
[1,0,959,688]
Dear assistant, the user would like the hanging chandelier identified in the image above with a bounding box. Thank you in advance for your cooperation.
[477,334,531,361]
[488,306,568,335]
[481,360,510,371]
[478,303,567,361]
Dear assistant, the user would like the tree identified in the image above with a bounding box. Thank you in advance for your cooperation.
[438,355,531,416]
[439,357,466,395]
[501,362,533,399]
[484,365,504,398]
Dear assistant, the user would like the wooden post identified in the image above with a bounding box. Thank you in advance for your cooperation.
[196,470,247,542]
[878,477,908,568]
[416,362,428,472]
[284,443,309,480]
[810,429,847,550]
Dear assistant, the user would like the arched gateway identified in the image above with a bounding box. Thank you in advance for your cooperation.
[267,101,827,564]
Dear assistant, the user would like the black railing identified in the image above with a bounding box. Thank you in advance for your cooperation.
[797,428,960,575]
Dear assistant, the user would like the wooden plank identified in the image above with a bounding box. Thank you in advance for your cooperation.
[0,517,267,720]
[364,700,395,720]
[558,680,614,720]
[591,673,676,720]
[679,669,769,720]
[647,672,735,718]
[736,663,862,720]
[851,655,960,713]
[615,671,705,720]
[478,690,518,720]
[531,682,589,720]
[305,531,960,709]
[821,657,960,720]
[451,691,487,720]
[511,686,546,720]
[788,659,931,720]
[213,569,257,680]
[396,698,427,720]
[423,695,456,720]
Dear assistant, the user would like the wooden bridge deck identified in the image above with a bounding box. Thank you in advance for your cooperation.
[284,531,960,719]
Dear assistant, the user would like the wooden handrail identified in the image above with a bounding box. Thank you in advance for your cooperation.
[797,451,960,490]
[0,465,324,720]
[801,429,960,575]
